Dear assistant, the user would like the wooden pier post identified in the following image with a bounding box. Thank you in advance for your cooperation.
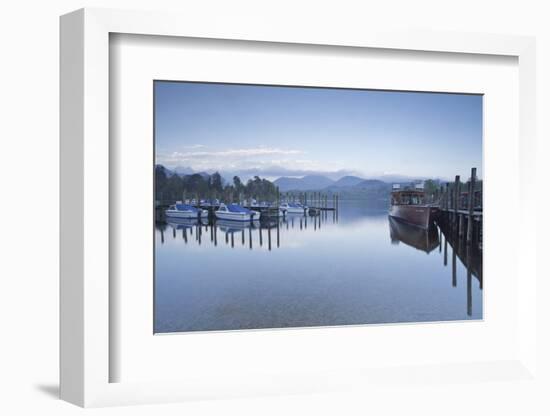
[277,220,280,248]
[467,246,472,316]
[466,167,477,244]
[445,183,450,215]
[452,245,457,287]
[453,175,460,230]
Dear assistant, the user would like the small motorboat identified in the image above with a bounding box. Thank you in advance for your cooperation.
[165,203,208,219]
[279,202,308,215]
[215,203,260,221]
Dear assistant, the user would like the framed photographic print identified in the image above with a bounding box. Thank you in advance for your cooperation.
[152,81,483,334]
[60,8,538,408]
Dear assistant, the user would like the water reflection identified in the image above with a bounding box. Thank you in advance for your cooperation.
[154,201,482,333]
[161,210,330,251]
[389,217,440,254]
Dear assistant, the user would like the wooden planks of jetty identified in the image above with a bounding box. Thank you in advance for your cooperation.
[435,167,483,250]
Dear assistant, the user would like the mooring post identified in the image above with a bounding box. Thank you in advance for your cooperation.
[445,183,449,212]
[453,175,460,230]
[466,167,476,244]
[452,245,457,287]
[277,220,280,248]
[467,247,473,316]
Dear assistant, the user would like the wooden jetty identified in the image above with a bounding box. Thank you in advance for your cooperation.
[279,191,339,212]
[435,167,483,249]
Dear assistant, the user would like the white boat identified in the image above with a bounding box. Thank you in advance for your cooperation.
[279,202,308,214]
[215,203,260,221]
[165,203,208,219]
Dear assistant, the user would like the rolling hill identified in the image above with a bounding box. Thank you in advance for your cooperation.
[274,175,335,191]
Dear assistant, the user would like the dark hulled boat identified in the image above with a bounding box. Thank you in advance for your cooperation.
[388,185,438,229]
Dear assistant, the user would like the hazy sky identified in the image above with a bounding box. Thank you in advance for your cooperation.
[155,81,482,181]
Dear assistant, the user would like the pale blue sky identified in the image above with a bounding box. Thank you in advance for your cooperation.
[155,81,482,181]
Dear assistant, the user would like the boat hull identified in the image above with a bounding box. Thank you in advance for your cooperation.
[165,210,199,219]
[280,207,308,215]
[215,211,260,222]
[165,209,209,219]
[388,205,437,229]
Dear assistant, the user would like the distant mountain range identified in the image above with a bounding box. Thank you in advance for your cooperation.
[157,165,211,180]
[156,165,442,193]
[330,175,365,188]
[274,174,395,192]
[273,175,335,191]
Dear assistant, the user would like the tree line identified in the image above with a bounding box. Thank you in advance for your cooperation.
[155,166,279,203]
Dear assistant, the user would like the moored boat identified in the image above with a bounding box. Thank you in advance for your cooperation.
[215,203,260,222]
[165,203,209,219]
[388,184,438,229]
[279,202,308,215]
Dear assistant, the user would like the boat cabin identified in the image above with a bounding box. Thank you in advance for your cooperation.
[390,190,426,206]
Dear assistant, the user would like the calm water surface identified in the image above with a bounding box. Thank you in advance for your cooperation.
[154,201,482,333]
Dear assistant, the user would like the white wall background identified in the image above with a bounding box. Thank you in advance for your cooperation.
[0,1,548,415]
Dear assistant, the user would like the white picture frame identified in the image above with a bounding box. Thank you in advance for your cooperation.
[60,8,538,407]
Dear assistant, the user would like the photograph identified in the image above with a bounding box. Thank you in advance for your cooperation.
[153,81,483,333]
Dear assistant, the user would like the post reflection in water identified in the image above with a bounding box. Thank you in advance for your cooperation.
[155,201,483,333]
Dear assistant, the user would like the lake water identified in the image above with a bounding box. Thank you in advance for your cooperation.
[154,200,482,333]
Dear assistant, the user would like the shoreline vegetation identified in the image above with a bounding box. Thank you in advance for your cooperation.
[155,164,482,206]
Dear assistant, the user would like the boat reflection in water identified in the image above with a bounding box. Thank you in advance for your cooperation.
[388,214,483,317]
[389,216,439,254]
